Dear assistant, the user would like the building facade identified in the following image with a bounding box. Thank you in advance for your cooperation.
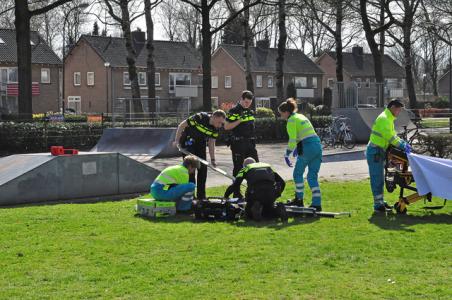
[0,29,62,115]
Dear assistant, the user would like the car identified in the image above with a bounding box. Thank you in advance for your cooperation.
[355,104,377,108]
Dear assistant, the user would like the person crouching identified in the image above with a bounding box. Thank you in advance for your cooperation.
[150,155,200,212]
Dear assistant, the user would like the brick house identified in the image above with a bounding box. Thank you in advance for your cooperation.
[64,30,203,114]
[316,46,406,108]
[211,42,324,109]
[0,29,62,115]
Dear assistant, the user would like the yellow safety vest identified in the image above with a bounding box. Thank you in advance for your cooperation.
[368,108,404,150]
[286,113,317,151]
[154,165,189,188]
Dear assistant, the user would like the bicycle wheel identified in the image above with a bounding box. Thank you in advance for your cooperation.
[343,130,356,149]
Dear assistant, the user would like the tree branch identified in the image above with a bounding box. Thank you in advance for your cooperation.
[211,0,261,34]
[30,0,73,16]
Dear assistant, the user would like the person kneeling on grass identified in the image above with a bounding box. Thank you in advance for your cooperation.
[224,157,285,221]
[150,155,200,212]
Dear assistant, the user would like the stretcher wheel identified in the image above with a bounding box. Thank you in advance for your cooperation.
[385,179,396,193]
[394,201,407,214]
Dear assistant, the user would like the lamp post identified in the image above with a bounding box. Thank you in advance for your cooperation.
[104,61,110,114]
[61,3,89,113]
[422,73,426,103]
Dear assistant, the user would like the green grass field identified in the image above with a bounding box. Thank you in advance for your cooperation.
[1,180,451,299]
[420,118,450,129]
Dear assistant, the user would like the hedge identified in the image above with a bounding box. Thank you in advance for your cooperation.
[417,133,452,159]
[0,115,333,155]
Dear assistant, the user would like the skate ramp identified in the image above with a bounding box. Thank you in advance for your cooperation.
[333,108,415,143]
[91,128,180,158]
[0,152,160,206]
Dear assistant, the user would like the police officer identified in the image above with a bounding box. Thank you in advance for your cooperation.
[224,157,285,221]
[150,155,200,212]
[174,110,226,200]
[278,98,323,211]
[367,99,411,212]
[224,90,259,177]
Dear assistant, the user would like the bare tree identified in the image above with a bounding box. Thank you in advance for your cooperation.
[179,0,261,111]
[104,0,144,114]
[275,0,287,103]
[359,0,394,107]
[144,0,162,114]
[14,0,73,119]
[385,0,423,109]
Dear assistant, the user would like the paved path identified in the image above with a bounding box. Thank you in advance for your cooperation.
[141,143,369,188]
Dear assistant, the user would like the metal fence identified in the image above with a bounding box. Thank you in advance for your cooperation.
[112,97,191,127]
[333,82,406,108]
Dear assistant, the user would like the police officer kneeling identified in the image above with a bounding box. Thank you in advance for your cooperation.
[225,158,285,221]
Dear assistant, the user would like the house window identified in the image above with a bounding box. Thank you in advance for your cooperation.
[123,72,131,85]
[169,73,191,93]
[67,96,81,113]
[211,97,219,109]
[224,75,232,88]
[256,75,263,88]
[41,68,50,83]
[155,73,160,86]
[365,78,371,88]
[327,78,335,88]
[294,76,307,88]
[312,77,318,88]
[212,76,218,89]
[7,68,18,83]
[73,72,81,86]
[87,72,94,86]
[268,76,273,88]
[138,72,146,86]
[356,78,362,88]
[255,97,271,108]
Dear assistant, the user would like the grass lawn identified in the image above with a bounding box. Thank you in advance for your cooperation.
[1,180,451,299]
[420,118,450,129]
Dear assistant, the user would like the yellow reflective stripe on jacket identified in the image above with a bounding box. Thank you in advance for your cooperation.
[286,113,317,151]
[236,162,272,179]
[368,108,403,150]
[188,118,218,138]
[227,113,255,122]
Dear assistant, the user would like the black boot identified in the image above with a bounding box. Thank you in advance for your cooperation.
[286,198,304,207]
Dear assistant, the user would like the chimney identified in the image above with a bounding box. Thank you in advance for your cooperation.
[131,28,145,53]
[352,46,364,70]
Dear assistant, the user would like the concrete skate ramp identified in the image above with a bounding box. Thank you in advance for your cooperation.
[333,108,415,143]
[91,128,180,158]
[0,152,160,206]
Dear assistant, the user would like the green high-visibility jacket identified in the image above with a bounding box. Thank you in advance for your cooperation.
[286,113,317,151]
[154,165,189,187]
[368,108,404,150]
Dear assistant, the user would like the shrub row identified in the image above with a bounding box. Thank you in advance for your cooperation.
[417,133,452,159]
[0,116,332,155]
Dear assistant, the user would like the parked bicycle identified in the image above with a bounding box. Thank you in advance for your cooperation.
[398,118,428,154]
[320,116,356,149]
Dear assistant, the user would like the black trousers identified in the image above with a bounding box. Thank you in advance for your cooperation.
[184,143,207,200]
[231,139,259,176]
[245,183,277,218]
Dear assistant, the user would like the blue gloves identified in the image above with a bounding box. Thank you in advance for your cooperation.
[284,149,293,167]
[404,143,412,154]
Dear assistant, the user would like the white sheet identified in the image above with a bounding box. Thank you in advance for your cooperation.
[408,153,452,200]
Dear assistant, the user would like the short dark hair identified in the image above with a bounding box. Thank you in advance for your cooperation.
[212,109,226,119]
[241,90,254,100]
[387,98,404,108]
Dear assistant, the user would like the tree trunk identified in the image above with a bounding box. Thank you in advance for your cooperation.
[431,38,438,96]
[145,0,156,115]
[243,0,254,110]
[201,0,212,111]
[276,0,287,104]
[403,25,417,109]
[379,0,385,57]
[360,0,385,107]
[119,0,142,115]
[15,0,32,119]
[335,1,343,82]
